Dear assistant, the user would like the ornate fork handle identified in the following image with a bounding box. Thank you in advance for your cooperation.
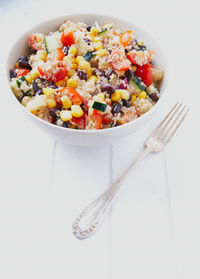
[73,103,189,240]
[72,148,150,239]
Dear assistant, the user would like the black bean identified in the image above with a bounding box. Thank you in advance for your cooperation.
[83,38,91,44]
[86,25,92,32]
[62,122,68,128]
[49,108,58,117]
[49,83,58,89]
[63,46,69,55]
[78,71,87,80]
[122,99,131,108]
[112,103,121,114]
[150,93,159,102]
[35,88,43,96]
[101,83,115,95]
[30,47,37,54]
[17,56,28,62]
[94,69,106,77]
[33,80,41,94]
[106,69,116,79]
[9,69,17,79]
[18,60,32,70]
[124,70,133,82]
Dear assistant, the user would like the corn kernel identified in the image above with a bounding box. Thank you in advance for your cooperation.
[76,56,84,64]
[30,70,40,80]
[131,95,137,103]
[88,75,97,83]
[69,46,77,56]
[119,90,129,100]
[90,26,100,35]
[71,105,84,117]
[46,97,57,109]
[138,91,147,99]
[63,55,77,69]
[67,78,78,88]
[86,35,94,42]
[132,65,137,72]
[67,69,76,77]
[97,49,108,57]
[25,75,33,84]
[94,41,103,50]
[79,61,92,76]
[137,40,144,46]
[63,55,71,62]
[61,95,72,109]
[60,110,72,121]
[21,96,31,106]
[42,87,55,97]
[93,37,101,42]
[55,80,65,87]
[40,51,47,62]
[111,90,121,102]
[96,93,105,100]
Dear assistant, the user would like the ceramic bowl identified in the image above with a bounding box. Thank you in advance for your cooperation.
[6,14,167,146]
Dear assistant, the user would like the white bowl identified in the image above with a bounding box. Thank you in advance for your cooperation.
[6,14,167,146]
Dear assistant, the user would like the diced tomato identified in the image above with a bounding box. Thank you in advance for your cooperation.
[58,87,82,105]
[52,48,65,61]
[54,67,68,81]
[103,114,113,124]
[16,68,30,77]
[71,112,87,129]
[29,33,44,51]
[90,110,103,129]
[110,48,130,71]
[135,64,153,87]
[127,50,154,66]
[37,66,68,82]
[37,66,45,76]
[61,30,75,46]
[111,61,130,71]
[82,97,89,110]
[120,31,133,47]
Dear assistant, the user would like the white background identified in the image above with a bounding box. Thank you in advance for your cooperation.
[0,0,200,278]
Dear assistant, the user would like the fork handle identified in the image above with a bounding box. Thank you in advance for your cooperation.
[72,147,151,239]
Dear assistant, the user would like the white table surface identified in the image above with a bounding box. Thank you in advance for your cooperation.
[0,1,200,278]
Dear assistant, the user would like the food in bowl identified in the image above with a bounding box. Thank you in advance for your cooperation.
[9,20,164,130]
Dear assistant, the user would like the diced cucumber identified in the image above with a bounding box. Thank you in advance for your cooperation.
[45,32,61,53]
[92,101,107,112]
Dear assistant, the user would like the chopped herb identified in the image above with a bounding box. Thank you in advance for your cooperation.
[98,28,107,35]
[84,51,95,61]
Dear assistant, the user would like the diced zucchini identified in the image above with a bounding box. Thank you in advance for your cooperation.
[92,101,107,112]
[16,76,30,96]
[45,32,61,53]
[133,76,146,91]
[129,80,142,95]
[84,51,95,61]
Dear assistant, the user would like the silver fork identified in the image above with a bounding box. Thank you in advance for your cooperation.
[72,102,190,239]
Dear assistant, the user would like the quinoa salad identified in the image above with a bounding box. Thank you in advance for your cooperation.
[9,20,164,130]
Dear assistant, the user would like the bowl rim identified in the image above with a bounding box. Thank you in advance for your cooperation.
[6,13,168,135]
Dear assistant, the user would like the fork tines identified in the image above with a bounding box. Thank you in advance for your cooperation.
[148,102,190,145]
